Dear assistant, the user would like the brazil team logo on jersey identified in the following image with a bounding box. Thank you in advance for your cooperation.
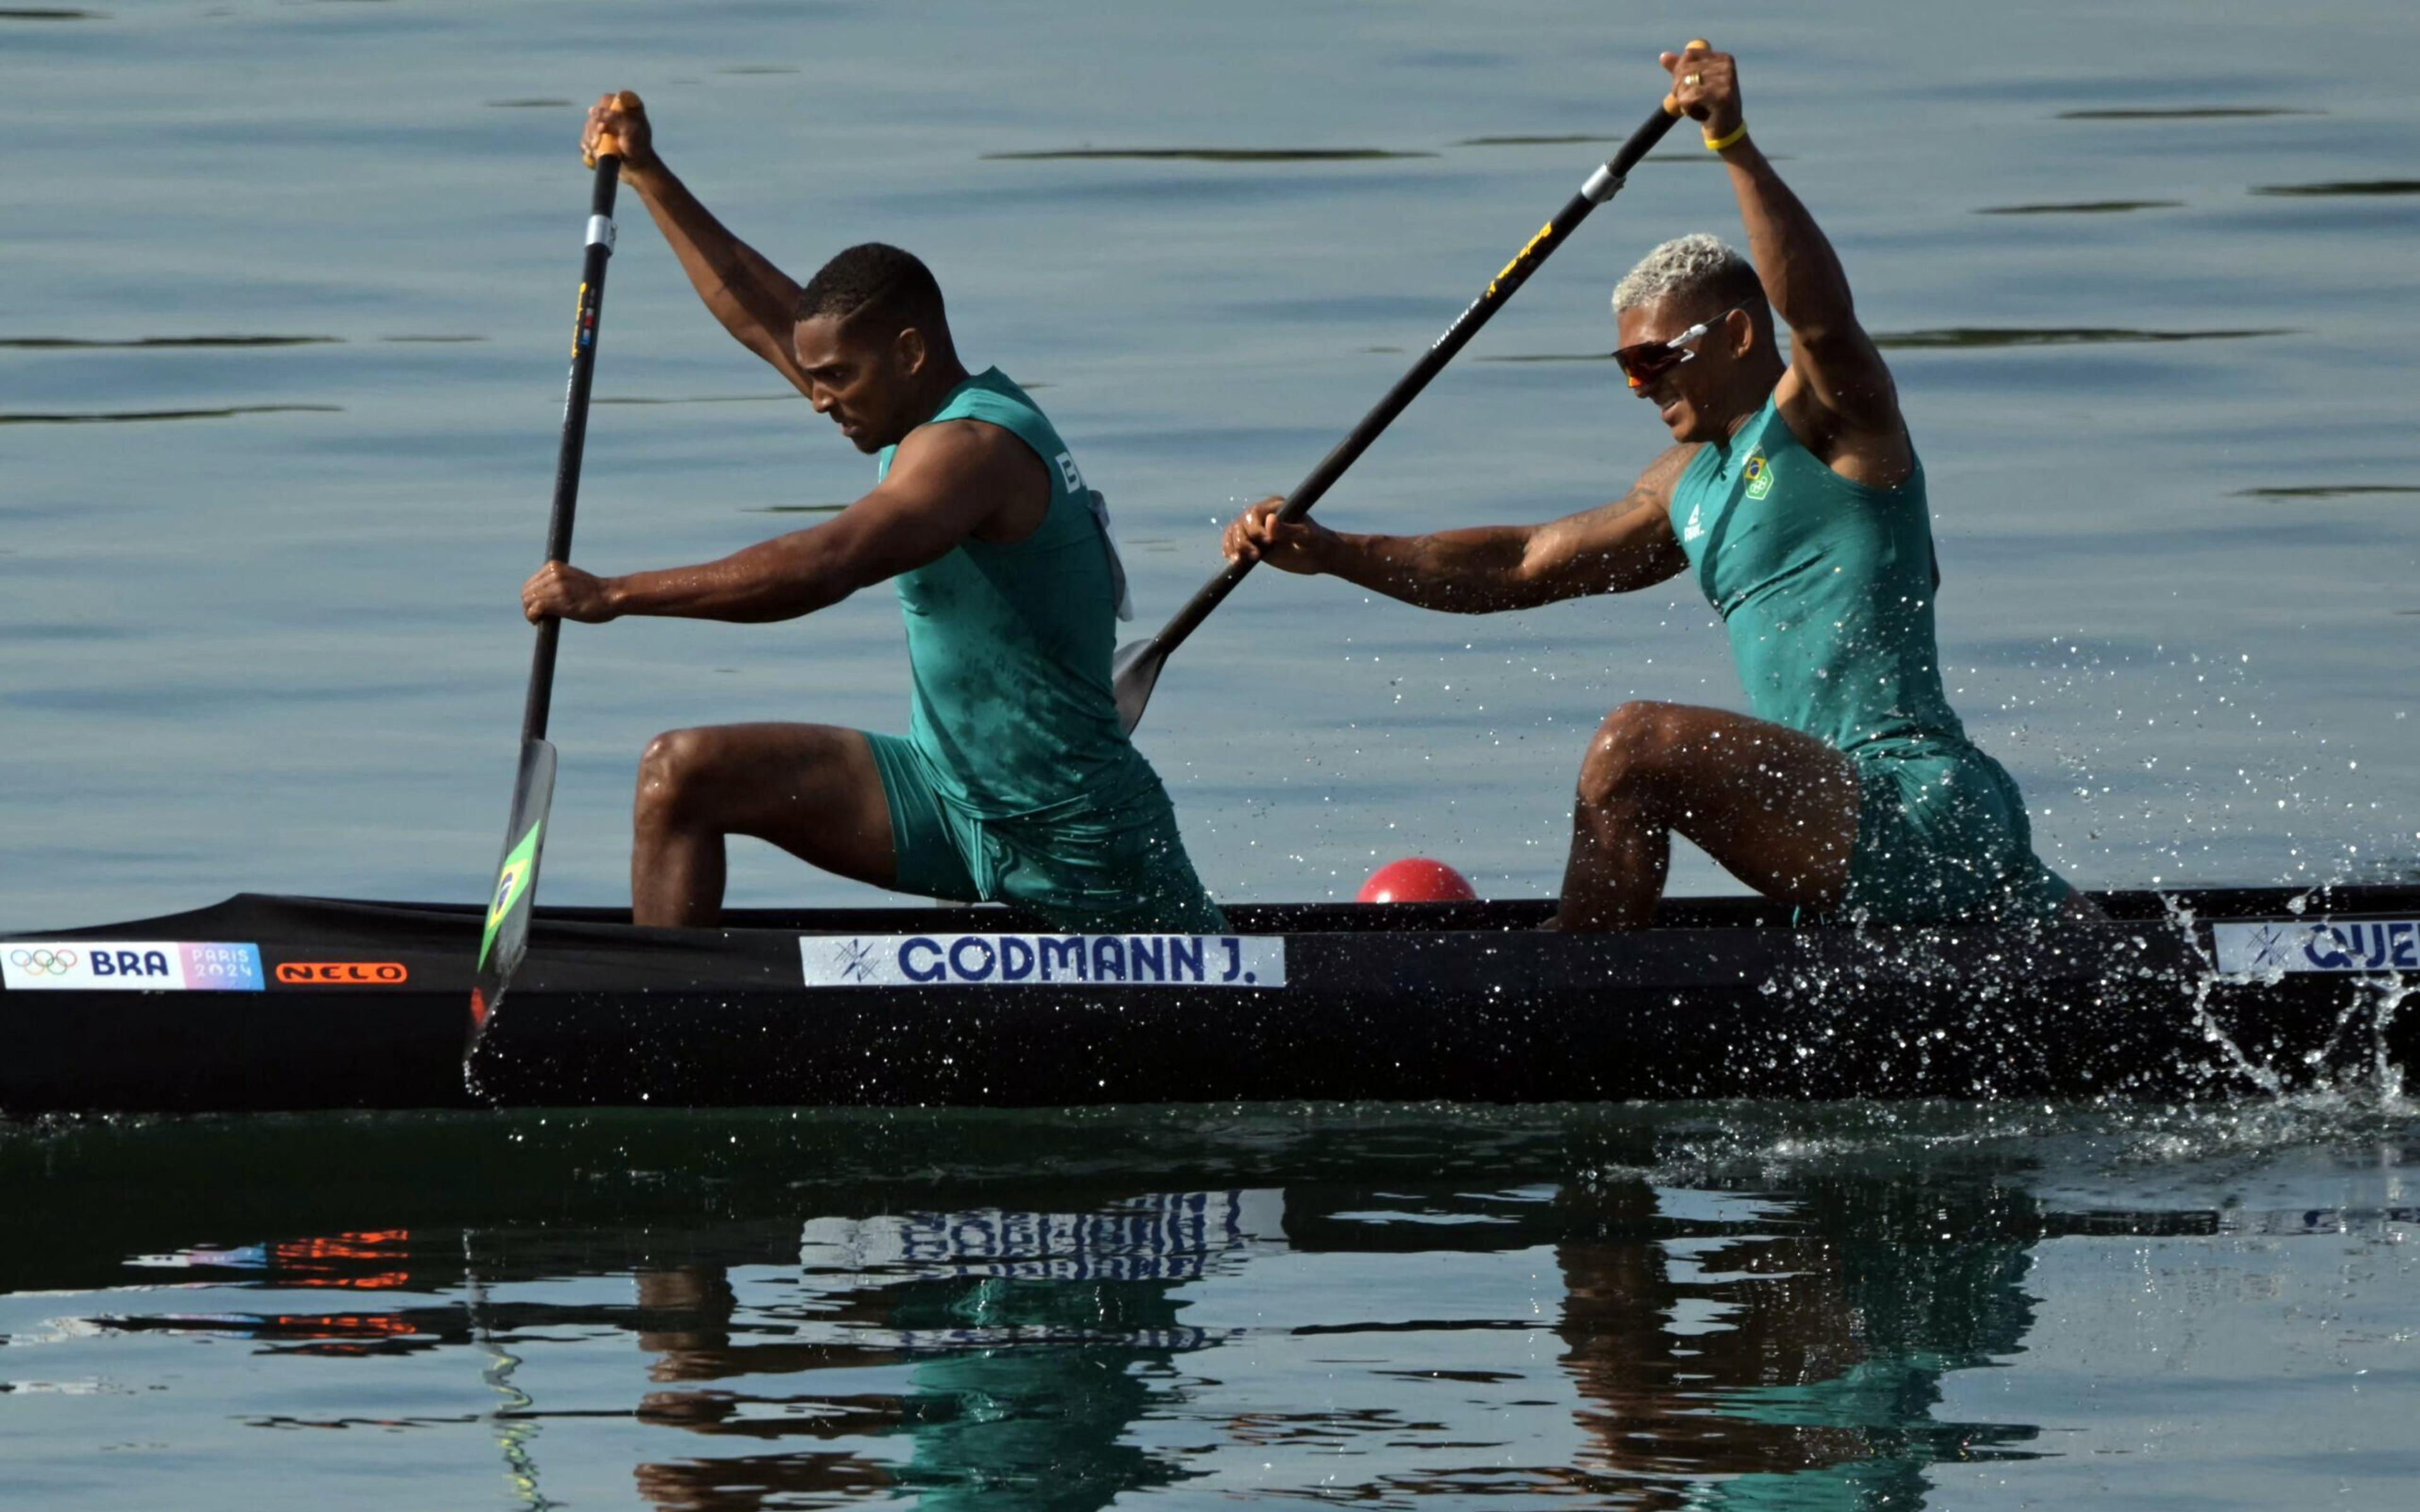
[1741,449,1774,500]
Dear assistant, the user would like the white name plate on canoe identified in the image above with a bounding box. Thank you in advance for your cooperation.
[2,940,265,992]
[799,932,1286,988]
[2211,919,2420,975]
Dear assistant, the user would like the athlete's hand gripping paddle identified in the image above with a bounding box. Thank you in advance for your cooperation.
[466,154,621,1075]
[1110,67,1693,733]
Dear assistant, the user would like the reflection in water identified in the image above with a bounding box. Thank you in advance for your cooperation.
[4,1108,2412,1509]
[633,1196,1253,1509]
[604,1181,2038,1509]
[468,1269,551,1512]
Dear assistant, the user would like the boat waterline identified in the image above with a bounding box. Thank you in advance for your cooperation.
[4,886,2414,1112]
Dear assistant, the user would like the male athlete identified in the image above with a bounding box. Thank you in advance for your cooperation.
[522,92,1222,932]
[1223,46,2080,930]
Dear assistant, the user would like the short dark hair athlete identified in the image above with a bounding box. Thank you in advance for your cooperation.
[1223,46,2086,931]
[522,93,1221,932]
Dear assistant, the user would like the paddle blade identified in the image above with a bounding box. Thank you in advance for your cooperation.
[1112,635,1166,735]
[471,737,557,1026]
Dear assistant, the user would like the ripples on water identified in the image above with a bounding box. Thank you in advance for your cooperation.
[0,1101,2413,1509]
[4,3,2417,1503]
[4,0,2415,923]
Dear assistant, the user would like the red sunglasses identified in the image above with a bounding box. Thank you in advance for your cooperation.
[1614,307,1741,389]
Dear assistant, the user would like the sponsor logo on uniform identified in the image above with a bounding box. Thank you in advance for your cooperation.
[275,961,410,986]
[2211,919,2420,975]
[1681,497,1705,542]
[2,941,265,992]
[799,933,1286,988]
[1741,447,1773,500]
[1054,450,1085,493]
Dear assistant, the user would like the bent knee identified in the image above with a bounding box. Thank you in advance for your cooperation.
[1576,701,1686,808]
[635,728,720,821]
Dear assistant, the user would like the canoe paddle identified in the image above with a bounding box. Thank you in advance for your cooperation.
[468,154,621,1057]
[1112,90,1688,733]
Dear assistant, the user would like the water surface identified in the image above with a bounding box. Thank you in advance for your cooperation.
[4,6,2417,1504]
[4,0,2414,925]
[3,1102,2414,1509]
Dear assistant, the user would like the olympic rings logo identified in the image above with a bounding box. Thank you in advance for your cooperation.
[8,948,80,976]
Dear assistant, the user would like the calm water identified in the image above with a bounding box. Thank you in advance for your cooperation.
[6,1,2419,1506]
[1,1104,2415,1509]
[4,0,2415,924]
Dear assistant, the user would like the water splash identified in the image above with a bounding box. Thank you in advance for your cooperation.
[2165,894,2286,1095]
[2164,892,2416,1113]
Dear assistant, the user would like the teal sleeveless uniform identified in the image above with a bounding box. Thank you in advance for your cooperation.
[867,368,1223,932]
[1666,396,2071,924]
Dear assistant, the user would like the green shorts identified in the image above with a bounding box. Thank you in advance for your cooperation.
[864,732,1226,933]
[1840,742,2073,926]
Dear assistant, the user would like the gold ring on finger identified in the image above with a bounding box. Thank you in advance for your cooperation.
[1684,72,1702,86]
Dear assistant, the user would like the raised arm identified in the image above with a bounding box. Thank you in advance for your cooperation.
[582,91,815,396]
[520,420,1047,625]
[1661,46,1912,485]
[1221,444,1697,614]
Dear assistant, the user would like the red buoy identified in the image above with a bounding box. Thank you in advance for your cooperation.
[1356,857,1478,904]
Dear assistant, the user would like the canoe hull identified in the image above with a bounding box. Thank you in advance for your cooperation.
[4,890,2414,1111]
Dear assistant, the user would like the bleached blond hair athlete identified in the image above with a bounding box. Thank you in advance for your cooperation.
[1611,232,1756,314]
[1221,43,2086,932]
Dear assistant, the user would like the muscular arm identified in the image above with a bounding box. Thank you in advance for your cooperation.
[525,421,1042,624]
[1224,444,1697,613]
[625,163,812,391]
[584,91,814,394]
[1664,47,1910,481]
[1722,139,1902,439]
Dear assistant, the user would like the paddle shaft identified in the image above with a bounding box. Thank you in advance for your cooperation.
[468,156,620,1024]
[1143,104,1681,663]
[520,156,621,745]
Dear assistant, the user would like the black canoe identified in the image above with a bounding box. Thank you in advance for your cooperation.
[4,886,2416,1113]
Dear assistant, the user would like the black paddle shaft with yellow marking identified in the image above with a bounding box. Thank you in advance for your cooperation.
[470,154,621,1058]
[1111,100,1685,733]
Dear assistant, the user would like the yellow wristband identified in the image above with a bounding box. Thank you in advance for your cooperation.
[1704,120,1749,152]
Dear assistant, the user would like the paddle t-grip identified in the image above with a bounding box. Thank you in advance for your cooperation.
[1661,38,1714,118]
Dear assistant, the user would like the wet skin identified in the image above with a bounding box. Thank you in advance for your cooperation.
[1218,42,1929,930]
[515,90,1051,928]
